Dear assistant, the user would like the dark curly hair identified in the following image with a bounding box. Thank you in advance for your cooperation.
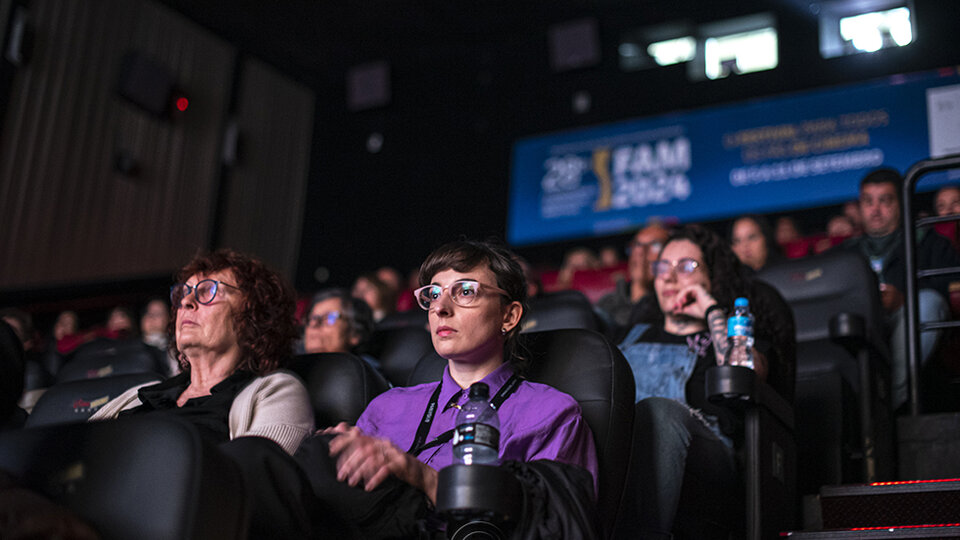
[644,225,796,400]
[171,249,298,375]
[419,240,529,370]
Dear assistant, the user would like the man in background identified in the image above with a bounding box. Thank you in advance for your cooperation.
[597,223,670,328]
[839,168,958,410]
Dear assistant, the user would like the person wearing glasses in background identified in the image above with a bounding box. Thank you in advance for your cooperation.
[295,239,599,538]
[303,288,379,372]
[90,249,314,455]
[614,225,795,539]
[597,223,671,330]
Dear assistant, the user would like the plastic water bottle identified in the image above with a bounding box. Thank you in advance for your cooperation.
[452,382,500,465]
[724,297,755,369]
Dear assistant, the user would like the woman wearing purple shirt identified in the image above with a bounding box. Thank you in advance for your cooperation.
[299,240,598,538]
[297,241,597,538]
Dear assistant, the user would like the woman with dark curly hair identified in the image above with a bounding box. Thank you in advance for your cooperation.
[615,224,795,539]
[90,249,314,455]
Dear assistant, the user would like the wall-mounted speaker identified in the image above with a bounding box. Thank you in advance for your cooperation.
[548,18,601,72]
[117,51,182,119]
[346,60,390,111]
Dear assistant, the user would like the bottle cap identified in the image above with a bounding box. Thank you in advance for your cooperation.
[468,382,490,400]
[734,297,749,307]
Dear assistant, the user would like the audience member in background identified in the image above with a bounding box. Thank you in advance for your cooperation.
[514,255,544,299]
[843,200,863,233]
[352,273,396,323]
[51,310,86,355]
[1,319,27,430]
[303,288,378,370]
[0,308,49,389]
[597,224,670,328]
[557,246,601,290]
[599,245,621,268]
[729,214,783,273]
[294,240,599,538]
[376,266,413,312]
[827,215,857,238]
[935,185,960,217]
[53,310,78,343]
[0,308,36,355]
[774,215,802,246]
[140,298,178,375]
[140,299,170,350]
[615,225,795,538]
[933,185,960,250]
[90,249,314,454]
[838,167,957,410]
[104,306,137,339]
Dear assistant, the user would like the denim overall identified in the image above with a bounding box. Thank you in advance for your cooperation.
[618,323,731,446]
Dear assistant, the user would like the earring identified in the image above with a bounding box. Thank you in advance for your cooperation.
[501,327,507,335]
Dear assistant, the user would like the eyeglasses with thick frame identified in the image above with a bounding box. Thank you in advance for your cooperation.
[170,279,240,306]
[413,279,509,311]
[307,311,343,327]
[651,258,701,279]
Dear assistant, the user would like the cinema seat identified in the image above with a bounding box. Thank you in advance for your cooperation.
[521,290,601,334]
[56,338,167,383]
[287,353,391,428]
[0,416,248,539]
[26,372,163,427]
[408,328,636,538]
[759,249,895,492]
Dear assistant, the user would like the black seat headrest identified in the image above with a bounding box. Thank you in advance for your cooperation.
[27,371,163,428]
[288,353,391,428]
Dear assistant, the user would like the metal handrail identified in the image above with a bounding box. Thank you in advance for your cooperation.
[902,154,960,416]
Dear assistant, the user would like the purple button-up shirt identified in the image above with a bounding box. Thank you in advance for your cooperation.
[357,362,599,494]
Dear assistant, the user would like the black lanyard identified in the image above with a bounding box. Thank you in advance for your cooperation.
[407,373,523,456]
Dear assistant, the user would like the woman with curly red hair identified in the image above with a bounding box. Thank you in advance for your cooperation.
[90,249,314,454]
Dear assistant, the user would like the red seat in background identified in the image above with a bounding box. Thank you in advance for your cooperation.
[570,263,629,304]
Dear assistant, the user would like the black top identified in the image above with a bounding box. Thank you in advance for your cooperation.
[118,370,255,445]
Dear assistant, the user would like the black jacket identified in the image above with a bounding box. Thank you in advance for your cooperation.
[839,228,960,299]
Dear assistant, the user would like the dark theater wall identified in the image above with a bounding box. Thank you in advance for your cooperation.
[0,0,234,290]
[216,57,314,281]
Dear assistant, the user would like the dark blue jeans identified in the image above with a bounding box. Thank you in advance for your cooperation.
[615,397,741,540]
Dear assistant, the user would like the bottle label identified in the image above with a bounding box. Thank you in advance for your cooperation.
[727,315,753,338]
[452,423,500,450]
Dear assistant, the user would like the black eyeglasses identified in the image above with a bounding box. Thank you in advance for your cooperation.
[651,258,701,279]
[413,280,509,310]
[307,311,342,327]
[170,279,240,306]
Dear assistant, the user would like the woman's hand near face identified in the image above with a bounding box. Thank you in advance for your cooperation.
[671,283,718,320]
[324,422,439,503]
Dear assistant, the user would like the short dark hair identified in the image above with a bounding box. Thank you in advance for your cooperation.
[308,288,375,350]
[860,167,903,205]
[172,249,297,375]
[419,240,528,367]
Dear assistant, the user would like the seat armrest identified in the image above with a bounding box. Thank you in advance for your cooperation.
[706,365,794,431]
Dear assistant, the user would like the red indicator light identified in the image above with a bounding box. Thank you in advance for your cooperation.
[175,97,189,112]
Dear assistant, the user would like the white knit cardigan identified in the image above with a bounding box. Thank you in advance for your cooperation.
[89,370,315,455]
